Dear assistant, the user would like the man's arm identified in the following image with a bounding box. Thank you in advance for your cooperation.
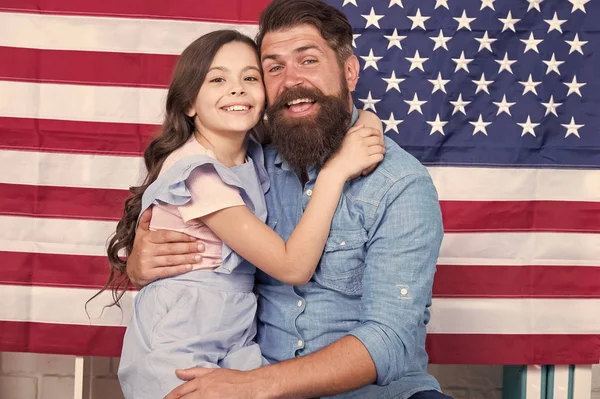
[168,170,443,399]
[127,208,203,287]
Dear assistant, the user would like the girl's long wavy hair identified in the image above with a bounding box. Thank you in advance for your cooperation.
[91,30,261,308]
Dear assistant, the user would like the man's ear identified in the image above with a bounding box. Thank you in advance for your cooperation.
[344,55,360,92]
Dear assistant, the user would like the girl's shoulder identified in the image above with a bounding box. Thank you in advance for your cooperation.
[160,137,216,175]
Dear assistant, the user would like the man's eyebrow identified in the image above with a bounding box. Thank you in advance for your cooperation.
[261,45,324,62]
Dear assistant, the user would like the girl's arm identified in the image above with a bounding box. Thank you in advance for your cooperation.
[201,126,385,285]
[357,110,383,132]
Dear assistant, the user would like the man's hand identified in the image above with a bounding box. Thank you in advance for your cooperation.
[164,368,266,399]
[127,208,204,287]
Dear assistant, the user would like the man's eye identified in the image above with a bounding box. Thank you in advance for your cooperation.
[303,59,317,64]
[269,66,282,72]
[210,77,224,83]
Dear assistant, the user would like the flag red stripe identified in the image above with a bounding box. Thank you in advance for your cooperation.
[441,200,600,233]
[0,184,129,221]
[0,321,125,357]
[433,265,600,298]
[1,251,597,298]
[1,183,598,234]
[0,46,176,88]
[0,0,270,23]
[1,320,597,364]
[0,117,157,156]
[426,333,600,365]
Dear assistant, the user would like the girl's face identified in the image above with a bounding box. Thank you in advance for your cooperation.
[188,41,265,136]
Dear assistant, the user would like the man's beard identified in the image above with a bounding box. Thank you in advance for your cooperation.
[265,80,351,174]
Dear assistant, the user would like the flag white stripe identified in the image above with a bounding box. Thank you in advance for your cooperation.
[0,12,258,55]
[0,150,145,189]
[1,215,598,266]
[2,150,600,202]
[0,81,167,124]
[428,298,600,334]
[1,284,599,334]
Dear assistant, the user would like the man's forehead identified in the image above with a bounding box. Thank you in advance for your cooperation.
[260,25,328,54]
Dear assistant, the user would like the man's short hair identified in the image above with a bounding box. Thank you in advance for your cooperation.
[256,0,354,66]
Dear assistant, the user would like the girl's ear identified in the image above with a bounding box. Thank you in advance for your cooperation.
[186,106,196,117]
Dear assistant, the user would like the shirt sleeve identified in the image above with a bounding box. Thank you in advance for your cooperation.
[178,164,245,223]
[346,171,443,386]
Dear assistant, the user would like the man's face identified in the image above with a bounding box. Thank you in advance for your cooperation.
[260,24,354,112]
[260,24,359,172]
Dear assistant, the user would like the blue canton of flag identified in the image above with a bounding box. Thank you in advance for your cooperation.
[326,0,600,167]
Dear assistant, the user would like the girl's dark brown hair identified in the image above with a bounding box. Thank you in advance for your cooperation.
[255,0,354,66]
[90,30,260,308]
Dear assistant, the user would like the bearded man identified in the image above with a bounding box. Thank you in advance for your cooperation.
[128,1,449,398]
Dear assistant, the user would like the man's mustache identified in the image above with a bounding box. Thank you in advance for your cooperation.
[270,86,328,112]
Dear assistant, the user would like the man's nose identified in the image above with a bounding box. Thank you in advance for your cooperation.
[282,67,304,88]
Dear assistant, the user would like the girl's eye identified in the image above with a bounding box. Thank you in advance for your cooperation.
[245,76,259,81]
[210,77,224,83]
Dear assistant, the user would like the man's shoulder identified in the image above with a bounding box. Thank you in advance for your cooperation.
[376,136,430,182]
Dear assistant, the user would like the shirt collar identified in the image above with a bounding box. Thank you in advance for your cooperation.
[273,105,359,171]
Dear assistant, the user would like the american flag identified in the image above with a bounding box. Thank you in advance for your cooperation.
[0,0,598,365]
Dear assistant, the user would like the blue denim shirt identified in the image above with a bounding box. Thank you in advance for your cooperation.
[256,111,445,399]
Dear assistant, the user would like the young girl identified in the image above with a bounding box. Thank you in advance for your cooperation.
[103,30,384,399]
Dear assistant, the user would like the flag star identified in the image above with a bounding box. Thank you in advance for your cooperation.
[520,32,543,54]
[428,72,450,94]
[431,30,452,51]
[454,10,476,31]
[389,0,404,7]
[362,7,384,29]
[384,28,407,50]
[568,0,590,13]
[470,114,492,136]
[493,95,516,116]
[404,93,427,115]
[450,93,471,115]
[407,9,430,30]
[427,114,448,135]
[382,112,403,134]
[519,74,542,96]
[543,53,564,75]
[499,11,520,32]
[475,31,497,52]
[406,50,429,72]
[342,0,358,6]
[564,76,586,97]
[360,49,383,71]
[358,91,381,112]
[452,51,473,73]
[517,116,540,137]
[472,73,493,94]
[527,0,543,12]
[435,0,450,9]
[495,53,517,74]
[352,34,361,48]
[544,12,567,33]
[565,33,587,54]
[562,117,584,138]
[480,0,495,10]
[382,71,405,92]
[541,95,562,117]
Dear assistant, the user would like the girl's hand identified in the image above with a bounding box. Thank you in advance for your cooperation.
[324,124,386,180]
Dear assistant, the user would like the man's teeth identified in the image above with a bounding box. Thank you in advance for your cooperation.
[224,105,249,111]
[287,98,315,106]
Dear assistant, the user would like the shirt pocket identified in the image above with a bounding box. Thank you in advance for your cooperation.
[314,229,368,296]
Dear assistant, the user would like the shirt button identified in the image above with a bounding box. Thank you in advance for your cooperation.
[401,288,408,295]
[297,300,303,308]
[306,189,313,197]
[297,340,303,347]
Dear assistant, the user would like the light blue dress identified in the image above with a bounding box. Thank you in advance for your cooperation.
[118,139,269,399]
